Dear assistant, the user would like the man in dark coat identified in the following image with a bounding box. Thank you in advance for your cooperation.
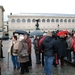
[56,34,68,67]
[41,31,57,75]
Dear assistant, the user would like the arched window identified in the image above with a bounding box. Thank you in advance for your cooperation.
[68,19,71,22]
[38,19,41,22]
[56,19,59,22]
[11,19,15,23]
[27,19,31,22]
[64,19,67,22]
[47,19,50,22]
[60,19,63,22]
[17,19,20,23]
[42,19,45,22]
[22,19,26,22]
[32,19,35,22]
[72,19,75,22]
[51,19,54,22]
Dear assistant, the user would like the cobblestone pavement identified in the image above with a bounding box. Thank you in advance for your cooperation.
[0,40,75,75]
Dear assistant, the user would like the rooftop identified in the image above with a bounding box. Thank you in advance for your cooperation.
[8,13,75,17]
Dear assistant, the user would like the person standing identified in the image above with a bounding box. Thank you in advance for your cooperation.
[8,35,20,69]
[18,36,29,74]
[39,33,46,66]
[66,33,72,61]
[0,39,5,58]
[71,33,75,63]
[33,35,41,64]
[41,31,57,75]
[56,34,68,67]
[24,34,32,68]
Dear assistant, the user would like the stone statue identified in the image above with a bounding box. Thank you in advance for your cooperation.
[35,19,40,30]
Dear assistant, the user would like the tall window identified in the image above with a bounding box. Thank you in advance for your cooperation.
[56,19,59,22]
[60,19,63,22]
[51,19,54,22]
[42,19,45,22]
[22,19,26,22]
[72,19,75,22]
[11,19,15,23]
[47,19,50,22]
[68,19,71,22]
[27,19,31,22]
[64,19,67,22]
[32,19,35,22]
[17,19,20,23]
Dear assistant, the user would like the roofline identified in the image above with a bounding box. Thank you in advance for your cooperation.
[8,13,75,17]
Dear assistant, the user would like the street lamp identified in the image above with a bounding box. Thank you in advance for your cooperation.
[57,24,59,30]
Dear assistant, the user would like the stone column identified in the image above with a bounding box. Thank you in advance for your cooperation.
[0,6,5,37]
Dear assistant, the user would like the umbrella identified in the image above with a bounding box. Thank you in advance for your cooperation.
[57,30,68,36]
[30,30,43,36]
[13,30,28,35]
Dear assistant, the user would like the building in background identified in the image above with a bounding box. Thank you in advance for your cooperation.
[0,6,5,37]
[8,13,75,36]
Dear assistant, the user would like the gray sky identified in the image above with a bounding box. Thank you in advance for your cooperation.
[0,0,75,21]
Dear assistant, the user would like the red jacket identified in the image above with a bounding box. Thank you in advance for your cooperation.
[39,36,46,52]
[71,37,75,52]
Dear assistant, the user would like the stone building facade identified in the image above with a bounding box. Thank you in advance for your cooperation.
[8,13,75,36]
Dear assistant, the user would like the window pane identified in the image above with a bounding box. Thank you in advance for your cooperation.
[42,19,45,22]
[17,19,20,23]
[68,19,71,22]
[27,19,31,22]
[56,19,59,22]
[60,19,63,22]
[72,19,75,22]
[51,19,54,22]
[38,19,41,22]
[32,19,35,22]
[22,19,26,22]
[64,19,67,22]
[11,19,15,23]
[47,19,50,22]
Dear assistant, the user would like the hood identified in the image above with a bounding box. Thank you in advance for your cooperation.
[59,37,65,42]
[44,36,53,42]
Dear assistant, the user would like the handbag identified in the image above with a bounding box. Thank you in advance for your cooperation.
[20,43,28,58]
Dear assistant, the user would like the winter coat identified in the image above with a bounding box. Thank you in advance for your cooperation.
[66,37,72,49]
[33,38,40,54]
[41,36,56,57]
[56,38,68,58]
[71,37,75,52]
[39,36,46,52]
[26,37,32,54]
[17,39,29,63]
[8,40,19,56]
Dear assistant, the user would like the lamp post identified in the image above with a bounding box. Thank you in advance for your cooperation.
[57,24,59,30]
[35,19,40,30]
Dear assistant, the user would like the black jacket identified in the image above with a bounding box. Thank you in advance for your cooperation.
[41,36,56,57]
[56,37,68,58]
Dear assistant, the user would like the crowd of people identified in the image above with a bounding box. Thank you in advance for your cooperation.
[1,30,75,75]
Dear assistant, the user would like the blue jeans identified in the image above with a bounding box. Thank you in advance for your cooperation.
[44,56,54,75]
[11,55,20,68]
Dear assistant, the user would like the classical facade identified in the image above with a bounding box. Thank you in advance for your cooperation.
[0,6,5,37]
[8,13,75,36]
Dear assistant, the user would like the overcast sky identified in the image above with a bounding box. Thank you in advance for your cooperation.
[0,0,75,21]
